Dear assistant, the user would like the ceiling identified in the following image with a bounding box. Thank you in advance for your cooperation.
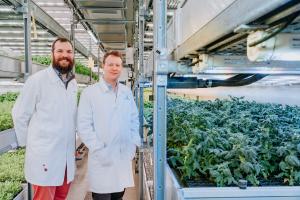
[0,0,182,65]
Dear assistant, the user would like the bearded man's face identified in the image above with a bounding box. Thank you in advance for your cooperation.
[52,41,74,74]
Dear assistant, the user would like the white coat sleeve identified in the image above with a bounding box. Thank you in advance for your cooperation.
[77,89,105,153]
[130,93,141,147]
[12,77,38,147]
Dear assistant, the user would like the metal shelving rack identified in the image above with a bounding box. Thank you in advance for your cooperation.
[139,0,300,200]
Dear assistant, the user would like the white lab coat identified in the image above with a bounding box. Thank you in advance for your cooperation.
[12,66,77,186]
[77,79,140,193]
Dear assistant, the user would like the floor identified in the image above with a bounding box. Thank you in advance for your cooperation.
[67,152,138,200]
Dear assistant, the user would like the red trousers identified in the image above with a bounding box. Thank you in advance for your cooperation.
[32,170,71,200]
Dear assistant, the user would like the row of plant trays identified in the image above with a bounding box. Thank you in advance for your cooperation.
[142,147,300,200]
[0,128,28,200]
[13,184,28,200]
[166,165,300,200]
[0,129,18,154]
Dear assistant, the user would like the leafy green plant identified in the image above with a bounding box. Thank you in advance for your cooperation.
[32,55,99,81]
[0,149,25,182]
[32,55,51,65]
[0,149,25,200]
[0,113,13,132]
[0,92,18,102]
[75,61,99,81]
[0,181,22,200]
[145,97,300,187]
[0,95,16,131]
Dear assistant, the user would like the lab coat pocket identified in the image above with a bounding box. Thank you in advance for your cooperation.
[93,146,114,167]
[121,143,136,161]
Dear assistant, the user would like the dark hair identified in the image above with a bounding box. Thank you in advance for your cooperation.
[51,37,73,53]
[103,51,123,64]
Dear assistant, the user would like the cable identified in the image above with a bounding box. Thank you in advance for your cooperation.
[167,74,268,89]
[248,11,300,47]
[205,74,268,87]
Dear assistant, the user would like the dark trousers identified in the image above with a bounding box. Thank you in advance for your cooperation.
[92,190,125,200]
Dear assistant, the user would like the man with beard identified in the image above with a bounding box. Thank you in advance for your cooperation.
[12,37,77,200]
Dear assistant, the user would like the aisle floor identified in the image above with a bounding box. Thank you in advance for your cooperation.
[67,153,138,200]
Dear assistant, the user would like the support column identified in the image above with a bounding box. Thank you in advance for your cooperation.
[23,0,32,80]
[153,0,167,200]
[22,1,32,197]
[70,10,76,73]
[138,0,145,199]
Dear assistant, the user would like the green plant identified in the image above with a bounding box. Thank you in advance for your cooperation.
[32,55,51,65]
[32,55,99,81]
[0,149,25,182]
[145,97,300,187]
[0,181,22,200]
[0,92,18,102]
[75,61,99,81]
[0,149,25,200]
[0,100,15,131]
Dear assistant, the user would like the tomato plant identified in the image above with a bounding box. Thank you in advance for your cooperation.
[145,97,300,186]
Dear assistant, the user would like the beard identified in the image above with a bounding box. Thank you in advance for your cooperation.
[52,57,74,74]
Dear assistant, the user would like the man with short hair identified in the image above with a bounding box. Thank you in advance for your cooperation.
[78,51,140,200]
[12,37,77,200]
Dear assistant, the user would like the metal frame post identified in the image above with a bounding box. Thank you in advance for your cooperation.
[23,0,32,80]
[138,0,145,199]
[89,38,92,83]
[97,45,101,79]
[153,0,167,199]
[70,10,78,74]
[22,1,32,198]
[133,6,140,101]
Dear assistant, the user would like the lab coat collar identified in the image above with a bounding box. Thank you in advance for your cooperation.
[99,77,119,93]
[47,66,63,83]
[47,66,76,88]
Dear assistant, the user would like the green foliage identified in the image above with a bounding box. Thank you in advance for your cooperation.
[0,149,25,200]
[32,55,51,65]
[0,92,18,102]
[32,55,99,81]
[75,61,99,81]
[144,101,154,138]
[145,97,300,187]
[0,93,18,131]
[0,149,25,182]
[0,112,13,132]
[0,181,22,200]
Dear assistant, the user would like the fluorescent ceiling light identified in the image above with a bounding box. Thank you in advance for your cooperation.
[0,7,13,12]
[144,38,153,42]
[31,50,51,53]
[145,31,153,36]
[0,30,48,34]
[0,36,54,40]
[46,10,71,14]
[55,18,71,21]
[11,46,50,50]
[87,30,98,43]
[149,10,174,16]
[0,21,23,26]
[37,2,65,6]
[146,23,153,27]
